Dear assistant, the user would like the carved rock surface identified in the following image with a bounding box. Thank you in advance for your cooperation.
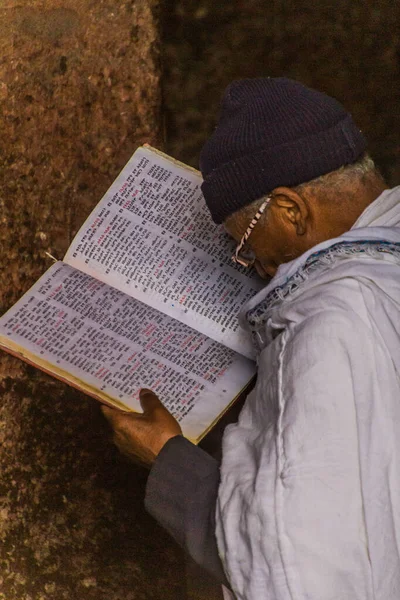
[0,2,184,599]
[164,0,400,184]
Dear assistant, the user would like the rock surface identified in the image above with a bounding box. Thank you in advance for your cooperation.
[163,0,400,184]
[0,2,185,599]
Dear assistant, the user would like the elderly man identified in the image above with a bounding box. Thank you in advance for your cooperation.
[102,78,400,600]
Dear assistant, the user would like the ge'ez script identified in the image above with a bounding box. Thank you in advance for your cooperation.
[0,146,263,443]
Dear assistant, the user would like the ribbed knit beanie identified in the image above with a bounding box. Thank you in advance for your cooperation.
[200,77,367,224]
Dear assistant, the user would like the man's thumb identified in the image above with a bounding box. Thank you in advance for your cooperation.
[139,388,164,414]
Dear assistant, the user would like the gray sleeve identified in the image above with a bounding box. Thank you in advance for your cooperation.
[144,435,228,585]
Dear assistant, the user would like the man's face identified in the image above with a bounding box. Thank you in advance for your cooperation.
[224,192,311,278]
[224,216,283,278]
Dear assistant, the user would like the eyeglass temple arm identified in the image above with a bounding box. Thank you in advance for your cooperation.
[234,195,272,258]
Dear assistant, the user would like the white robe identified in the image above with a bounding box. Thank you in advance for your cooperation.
[217,187,400,600]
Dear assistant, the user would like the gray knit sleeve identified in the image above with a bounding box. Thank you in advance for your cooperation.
[144,435,228,585]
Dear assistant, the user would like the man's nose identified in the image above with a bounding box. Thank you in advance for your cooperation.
[254,260,276,279]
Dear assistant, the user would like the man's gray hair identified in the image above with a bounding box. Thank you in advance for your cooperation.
[293,153,378,195]
[228,153,381,224]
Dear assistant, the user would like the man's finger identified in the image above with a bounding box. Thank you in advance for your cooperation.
[101,404,118,420]
[139,388,164,414]
[101,404,132,424]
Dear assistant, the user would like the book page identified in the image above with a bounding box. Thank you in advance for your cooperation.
[0,263,255,442]
[64,146,264,360]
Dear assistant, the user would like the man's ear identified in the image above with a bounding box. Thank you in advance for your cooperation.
[271,186,309,235]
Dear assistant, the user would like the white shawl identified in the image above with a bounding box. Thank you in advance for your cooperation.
[217,187,400,600]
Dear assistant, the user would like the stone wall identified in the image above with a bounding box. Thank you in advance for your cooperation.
[0,2,186,599]
[163,0,400,183]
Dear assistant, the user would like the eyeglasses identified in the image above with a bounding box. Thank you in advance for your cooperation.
[231,195,271,268]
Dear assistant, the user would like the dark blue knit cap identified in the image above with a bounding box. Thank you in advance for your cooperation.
[200,77,367,224]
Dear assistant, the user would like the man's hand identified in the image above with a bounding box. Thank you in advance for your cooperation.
[101,389,182,467]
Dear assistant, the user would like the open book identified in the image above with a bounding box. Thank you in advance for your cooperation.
[0,146,264,443]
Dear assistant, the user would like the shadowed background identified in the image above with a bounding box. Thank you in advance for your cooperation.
[163,0,400,183]
[0,1,399,599]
